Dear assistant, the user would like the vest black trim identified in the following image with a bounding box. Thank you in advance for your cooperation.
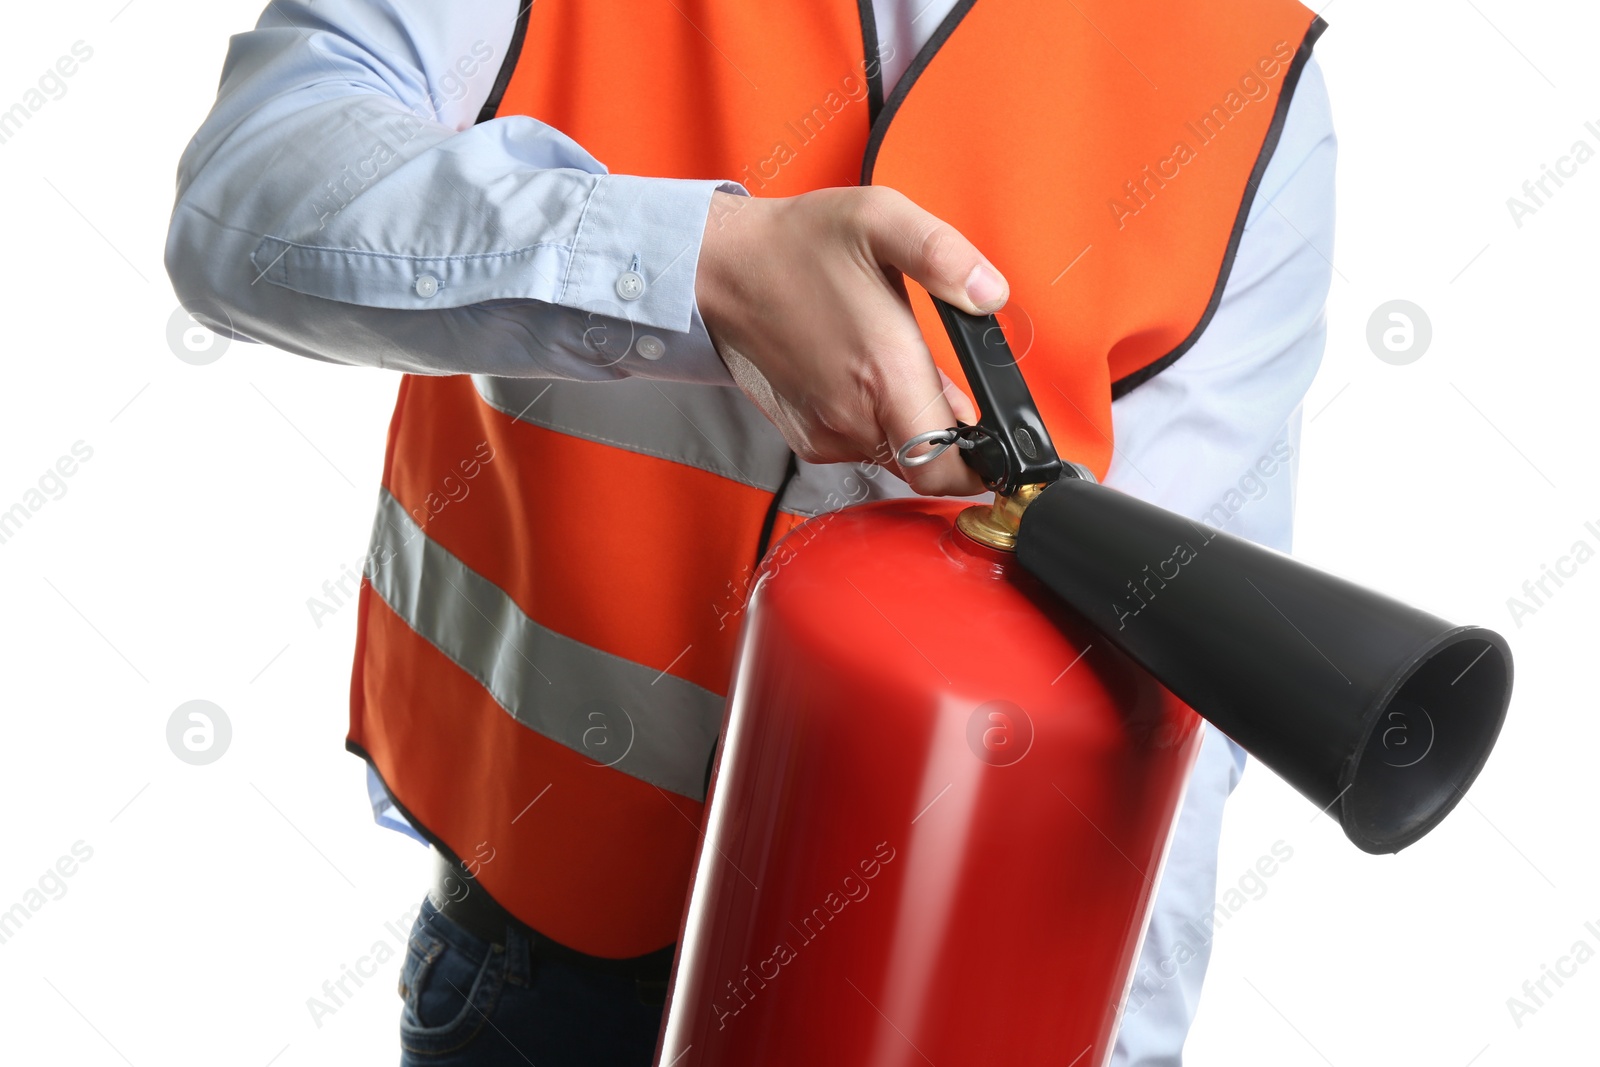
[476,5,1326,403]
[478,1,533,124]
[754,451,800,567]
[858,0,981,186]
[856,0,887,124]
[1109,15,1328,399]
[859,9,1326,402]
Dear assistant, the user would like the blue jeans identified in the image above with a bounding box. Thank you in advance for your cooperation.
[398,897,664,1066]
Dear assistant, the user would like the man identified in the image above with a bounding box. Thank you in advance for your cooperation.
[167,1,1334,1063]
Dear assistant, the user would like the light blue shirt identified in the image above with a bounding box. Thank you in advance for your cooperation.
[167,0,740,383]
[167,3,1336,1062]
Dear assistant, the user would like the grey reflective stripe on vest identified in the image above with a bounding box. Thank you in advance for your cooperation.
[365,488,723,801]
[473,376,975,522]
[780,458,922,518]
[474,376,792,491]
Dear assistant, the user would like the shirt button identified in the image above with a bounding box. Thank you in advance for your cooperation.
[414,274,439,298]
[615,270,646,301]
[636,335,665,360]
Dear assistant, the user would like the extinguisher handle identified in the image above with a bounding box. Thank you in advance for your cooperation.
[931,297,1064,494]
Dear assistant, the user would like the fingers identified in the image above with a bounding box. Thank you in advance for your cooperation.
[860,212,985,496]
[938,367,978,426]
[704,186,994,499]
[898,437,987,497]
[860,187,1009,316]
[795,347,982,496]
[874,346,987,498]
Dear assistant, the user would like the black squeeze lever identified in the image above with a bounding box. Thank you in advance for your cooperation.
[930,297,1064,495]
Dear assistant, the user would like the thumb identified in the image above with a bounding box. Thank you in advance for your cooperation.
[937,367,978,426]
[860,187,1009,315]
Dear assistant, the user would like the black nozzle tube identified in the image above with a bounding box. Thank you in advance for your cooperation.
[1015,478,1513,854]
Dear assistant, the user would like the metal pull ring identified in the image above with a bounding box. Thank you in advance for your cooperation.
[896,426,983,468]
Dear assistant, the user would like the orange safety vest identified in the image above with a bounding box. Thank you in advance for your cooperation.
[349,0,1323,960]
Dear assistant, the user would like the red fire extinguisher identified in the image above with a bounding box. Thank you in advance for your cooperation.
[657,300,1513,1066]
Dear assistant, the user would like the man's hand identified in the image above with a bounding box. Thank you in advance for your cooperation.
[694,187,1008,497]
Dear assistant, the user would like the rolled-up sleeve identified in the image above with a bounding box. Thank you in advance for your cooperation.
[165,0,741,382]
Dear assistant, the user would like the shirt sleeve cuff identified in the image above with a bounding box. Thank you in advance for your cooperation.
[553,173,743,383]
[560,174,746,334]
[574,299,734,385]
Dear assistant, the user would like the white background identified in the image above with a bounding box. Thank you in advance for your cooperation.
[0,2,1595,1065]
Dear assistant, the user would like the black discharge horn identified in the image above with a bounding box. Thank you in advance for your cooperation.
[920,298,1513,854]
